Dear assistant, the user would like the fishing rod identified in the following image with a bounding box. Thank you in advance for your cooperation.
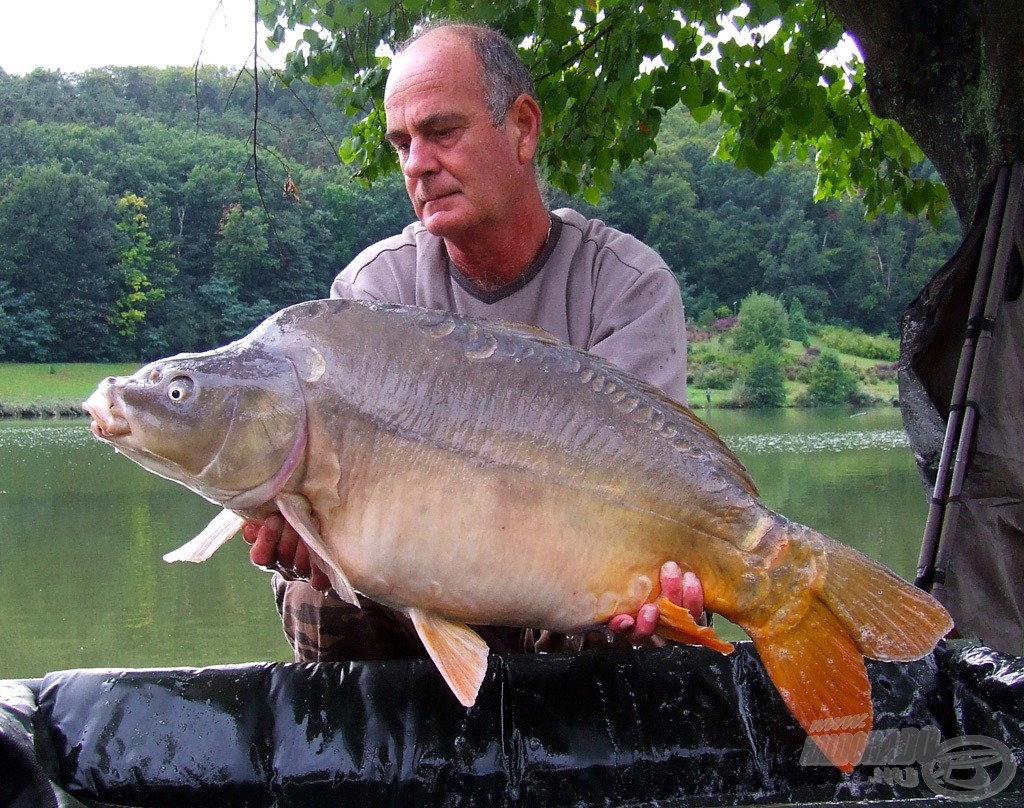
[915,162,1024,592]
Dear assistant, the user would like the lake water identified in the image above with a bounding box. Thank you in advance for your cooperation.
[0,407,927,679]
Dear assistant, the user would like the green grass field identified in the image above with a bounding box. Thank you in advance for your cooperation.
[0,363,140,411]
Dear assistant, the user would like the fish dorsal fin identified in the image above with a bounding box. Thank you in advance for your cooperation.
[655,598,735,654]
[408,608,490,707]
[275,492,360,607]
[163,509,245,563]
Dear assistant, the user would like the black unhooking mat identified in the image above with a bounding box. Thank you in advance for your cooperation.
[1,640,1023,807]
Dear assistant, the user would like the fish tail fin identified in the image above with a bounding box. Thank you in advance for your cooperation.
[816,535,953,661]
[747,523,953,771]
[748,599,870,772]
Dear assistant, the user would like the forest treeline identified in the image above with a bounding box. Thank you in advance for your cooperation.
[0,65,963,363]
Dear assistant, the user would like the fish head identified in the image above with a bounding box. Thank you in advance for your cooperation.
[83,341,309,509]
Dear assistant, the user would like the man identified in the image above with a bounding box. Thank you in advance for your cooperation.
[245,20,703,659]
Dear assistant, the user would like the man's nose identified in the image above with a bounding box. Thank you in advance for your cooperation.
[403,137,438,177]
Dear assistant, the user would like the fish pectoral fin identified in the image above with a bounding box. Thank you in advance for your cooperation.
[275,492,359,607]
[163,509,245,563]
[749,599,871,773]
[655,598,734,654]
[408,608,489,708]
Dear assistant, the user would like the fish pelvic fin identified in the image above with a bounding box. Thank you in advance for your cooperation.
[655,598,734,654]
[818,537,953,661]
[163,509,245,563]
[408,609,490,708]
[749,599,870,773]
[275,492,359,607]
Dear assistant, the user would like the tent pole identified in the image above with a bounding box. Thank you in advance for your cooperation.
[916,162,1024,592]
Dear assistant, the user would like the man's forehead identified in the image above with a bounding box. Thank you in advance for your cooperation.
[384,40,487,133]
[385,30,481,100]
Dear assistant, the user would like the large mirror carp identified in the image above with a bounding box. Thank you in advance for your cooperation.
[84,298,952,770]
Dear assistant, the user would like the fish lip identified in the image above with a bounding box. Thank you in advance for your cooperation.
[83,386,131,439]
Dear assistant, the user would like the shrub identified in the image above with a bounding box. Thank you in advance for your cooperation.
[818,325,899,361]
[806,351,861,406]
[731,293,788,353]
[692,361,739,390]
[733,343,787,408]
[788,299,810,345]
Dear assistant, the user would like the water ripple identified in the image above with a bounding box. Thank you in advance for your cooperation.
[0,422,93,450]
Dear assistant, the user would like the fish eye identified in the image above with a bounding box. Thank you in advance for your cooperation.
[167,377,194,403]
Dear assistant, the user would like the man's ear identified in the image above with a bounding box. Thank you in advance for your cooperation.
[506,94,542,165]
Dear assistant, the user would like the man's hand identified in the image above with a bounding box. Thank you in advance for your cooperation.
[605,561,704,646]
[242,515,332,592]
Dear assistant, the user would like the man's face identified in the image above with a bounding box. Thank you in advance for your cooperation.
[383,32,529,240]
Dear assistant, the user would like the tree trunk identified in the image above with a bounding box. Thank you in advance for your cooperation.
[827,0,1024,226]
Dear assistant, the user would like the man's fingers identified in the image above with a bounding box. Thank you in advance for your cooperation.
[275,521,302,569]
[292,540,313,580]
[309,563,331,592]
[681,570,704,620]
[241,521,260,545]
[607,614,635,633]
[627,603,660,644]
[247,514,285,568]
[660,561,684,605]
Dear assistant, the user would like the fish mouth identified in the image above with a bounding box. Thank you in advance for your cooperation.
[83,384,131,439]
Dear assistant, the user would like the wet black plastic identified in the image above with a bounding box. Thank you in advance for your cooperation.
[2,641,1022,807]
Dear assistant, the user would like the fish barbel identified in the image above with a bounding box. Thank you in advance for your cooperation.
[83,298,951,770]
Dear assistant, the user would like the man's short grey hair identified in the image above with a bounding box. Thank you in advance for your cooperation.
[398,20,536,125]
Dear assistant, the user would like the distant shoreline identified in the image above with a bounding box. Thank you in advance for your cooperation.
[0,403,86,419]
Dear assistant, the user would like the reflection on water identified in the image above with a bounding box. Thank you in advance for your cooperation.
[0,420,288,679]
[0,408,928,678]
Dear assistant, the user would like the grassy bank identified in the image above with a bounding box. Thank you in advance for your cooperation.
[0,363,139,417]
[3,349,899,419]
[687,334,901,409]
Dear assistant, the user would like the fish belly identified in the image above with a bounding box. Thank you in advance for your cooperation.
[304,428,689,632]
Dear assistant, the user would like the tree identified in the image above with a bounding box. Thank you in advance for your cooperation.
[260,0,960,221]
[806,350,859,406]
[110,193,176,359]
[731,292,788,353]
[0,280,55,361]
[0,163,117,361]
[788,298,809,344]
[734,343,787,408]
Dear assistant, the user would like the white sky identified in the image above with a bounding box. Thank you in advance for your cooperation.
[2,0,280,76]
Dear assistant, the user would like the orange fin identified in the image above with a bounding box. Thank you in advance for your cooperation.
[655,598,735,654]
[409,608,489,708]
[751,598,871,773]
